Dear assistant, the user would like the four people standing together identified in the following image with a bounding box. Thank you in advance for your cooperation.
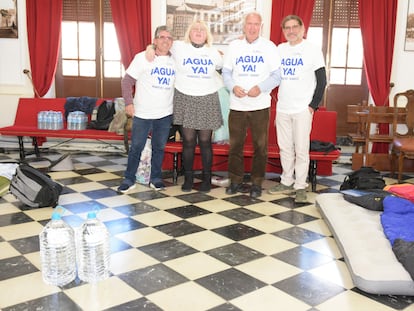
[118,12,326,203]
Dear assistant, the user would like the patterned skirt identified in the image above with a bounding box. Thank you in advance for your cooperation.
[173,89,223,130]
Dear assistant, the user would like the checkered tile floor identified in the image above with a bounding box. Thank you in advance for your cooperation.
[0,149,414,311]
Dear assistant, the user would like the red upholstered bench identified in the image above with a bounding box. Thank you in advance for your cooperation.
[163,106,340,192]
[0,98,129,160]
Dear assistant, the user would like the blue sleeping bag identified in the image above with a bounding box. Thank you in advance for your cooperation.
[381,195,414,245]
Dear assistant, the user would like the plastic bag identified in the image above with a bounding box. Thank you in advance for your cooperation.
[136,138,152,184]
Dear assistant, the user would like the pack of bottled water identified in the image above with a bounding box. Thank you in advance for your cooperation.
[67,111,88,130]
[37,111,64,130]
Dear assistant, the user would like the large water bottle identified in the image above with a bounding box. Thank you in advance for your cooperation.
[77,211,110,283]
[39,209,76,286]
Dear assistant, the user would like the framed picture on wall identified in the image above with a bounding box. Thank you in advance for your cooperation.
[0,0,18,39]
[405,0,414,51]
[165,0,256,45]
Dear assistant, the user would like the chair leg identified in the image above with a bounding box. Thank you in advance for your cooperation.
[398,153,404,183]
[390,148,397,178]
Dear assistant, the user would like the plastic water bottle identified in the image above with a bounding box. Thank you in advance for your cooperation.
[67,112,73,130]
[46,111,53,130]
[37,111,45,129]
[57,112,63,130]
[75,113,82,130]
[39,209,76,286]
[52,112,58,130]
[77,211,110,283]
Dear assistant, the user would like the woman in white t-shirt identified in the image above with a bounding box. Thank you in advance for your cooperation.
[172,21,223,193]
[147,20,223,193]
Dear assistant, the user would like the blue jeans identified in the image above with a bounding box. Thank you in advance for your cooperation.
[124,115,172,184]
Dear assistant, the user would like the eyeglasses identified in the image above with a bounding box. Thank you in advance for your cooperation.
[283,24,301,31]
[157,35,173,41]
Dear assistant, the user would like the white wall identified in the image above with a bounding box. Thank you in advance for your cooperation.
[390,0,414,100]
[0,0,33,127]
[0,0,412,128]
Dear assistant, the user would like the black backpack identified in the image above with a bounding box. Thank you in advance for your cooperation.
[343,189,390,211]
[340,166,386,191]
[89,100,116,130]
[10,163,63,208]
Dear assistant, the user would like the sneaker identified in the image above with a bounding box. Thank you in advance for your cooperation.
[150,181,166,191]
[295,189,307,203]
[226,183,241,195]
[117,181,136,194]
[268,183,294,194]
[250,184,262,198]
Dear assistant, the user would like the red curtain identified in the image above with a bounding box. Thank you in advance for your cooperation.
[26,0,62,98]
[359,0,397,153]
[110,0,152,69]
[269,0,316,45]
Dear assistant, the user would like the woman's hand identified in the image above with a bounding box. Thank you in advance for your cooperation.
[145,44,156,62]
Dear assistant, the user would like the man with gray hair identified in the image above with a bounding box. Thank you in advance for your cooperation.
[222,11,281,198]
[117,26,176,193]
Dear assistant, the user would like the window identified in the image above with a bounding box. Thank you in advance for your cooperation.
[307,0,363,85]
[306,0,368,137]
[56,0,123,98]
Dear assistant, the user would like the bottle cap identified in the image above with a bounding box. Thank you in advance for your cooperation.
[51,205,65,220]
[87,211,97,219]
[51,212,61,220]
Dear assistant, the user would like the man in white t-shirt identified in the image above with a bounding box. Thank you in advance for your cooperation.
[222,11,281,198]
[117,26,176,193]
[268,15,327,203]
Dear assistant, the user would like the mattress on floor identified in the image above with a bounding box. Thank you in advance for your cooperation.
[315,193,414,295]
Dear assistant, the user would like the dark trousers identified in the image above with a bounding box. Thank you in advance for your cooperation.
[227,108,269,186]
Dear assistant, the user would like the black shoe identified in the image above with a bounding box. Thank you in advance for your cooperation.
[181,172,193,192]
[250,184,262,198]
[199,172,211,193]
[226,183,241,195]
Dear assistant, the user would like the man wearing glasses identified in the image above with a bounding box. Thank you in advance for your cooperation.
[268,15,327,203]
[117,26,176,193]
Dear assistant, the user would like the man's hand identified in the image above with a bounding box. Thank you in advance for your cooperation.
[125,104,134,117]
[233,85,248,98]
[246,85,260,97]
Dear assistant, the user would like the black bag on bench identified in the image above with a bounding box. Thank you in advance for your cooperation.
[89,100,116,130]
[310,140,339,153]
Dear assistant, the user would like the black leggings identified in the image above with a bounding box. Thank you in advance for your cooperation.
[181,127,212,173]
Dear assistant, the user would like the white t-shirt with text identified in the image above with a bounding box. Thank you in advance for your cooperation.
[126,52,176,119]
[172,41,223,96]
[277,39,325,114]
[223,37,280,111]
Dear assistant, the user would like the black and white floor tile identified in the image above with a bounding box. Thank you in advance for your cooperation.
[0,148,414,311]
